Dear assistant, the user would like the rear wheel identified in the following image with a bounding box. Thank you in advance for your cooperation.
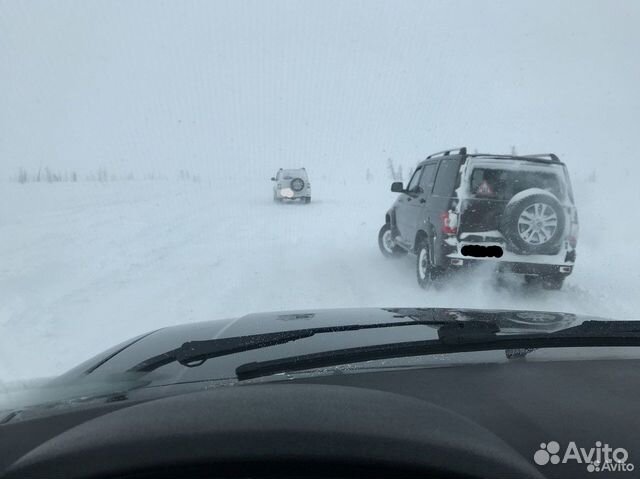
[416,240,447,289]
[416,240,434,289]
[303,196,311,204]
[378,224,406,258]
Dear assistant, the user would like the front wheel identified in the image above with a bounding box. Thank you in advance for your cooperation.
[378,224,406,258]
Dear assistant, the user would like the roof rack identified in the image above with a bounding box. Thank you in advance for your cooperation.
[521,153,560,162]
[426,147,467,159]
[467,153,561,164]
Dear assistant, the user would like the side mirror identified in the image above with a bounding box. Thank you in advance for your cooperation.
[271,177,276,181]
[391,182,404,193]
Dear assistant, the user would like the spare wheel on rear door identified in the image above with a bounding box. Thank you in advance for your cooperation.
[500,188,566,254]
[291,177,305,192]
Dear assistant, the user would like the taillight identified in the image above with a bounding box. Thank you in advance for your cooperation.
[441,210,458,235]
[569,224,579,248]
[568,210,579,248]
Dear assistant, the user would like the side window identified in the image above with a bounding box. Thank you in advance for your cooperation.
[432,159,461,197]
[418,162,438,195]
[406,166,423,192]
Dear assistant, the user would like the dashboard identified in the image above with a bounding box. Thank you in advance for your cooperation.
[1,358,638,479]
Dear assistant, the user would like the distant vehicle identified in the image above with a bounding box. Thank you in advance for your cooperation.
[378,147,579,290]
[271,168,311,203]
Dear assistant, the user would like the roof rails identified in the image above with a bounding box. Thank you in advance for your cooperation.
[521,153,560,162]
[467,153,561,164]
[426,147,467,159]
[424,148,561,164]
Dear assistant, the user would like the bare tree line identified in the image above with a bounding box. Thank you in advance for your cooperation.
[12,167,201,184]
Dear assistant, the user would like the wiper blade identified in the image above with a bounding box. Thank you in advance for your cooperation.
[235,320,640,380]
[129,320,438,373]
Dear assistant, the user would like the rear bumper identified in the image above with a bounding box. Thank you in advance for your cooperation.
[446,257,573,276]
[498,261,572,276]
[275,188,310,199]
[439,236,576,277]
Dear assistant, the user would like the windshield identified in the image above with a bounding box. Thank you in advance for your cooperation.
[1,1,640,393]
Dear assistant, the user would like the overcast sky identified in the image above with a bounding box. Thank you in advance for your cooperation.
[2,0,639,178]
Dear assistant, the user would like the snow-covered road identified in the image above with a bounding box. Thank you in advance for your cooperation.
[1,175,639,381]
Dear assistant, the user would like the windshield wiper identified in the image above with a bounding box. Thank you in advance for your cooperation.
[235,320,640,380]
[129,320,441,373]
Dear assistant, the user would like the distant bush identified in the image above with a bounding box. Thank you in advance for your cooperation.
[17,168,28,184]
[97,168,108,183]
[387,158,404,181]
[178,169,201,183]
[13,167,72,183]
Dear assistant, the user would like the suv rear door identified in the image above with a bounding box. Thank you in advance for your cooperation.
[457,159,571,253]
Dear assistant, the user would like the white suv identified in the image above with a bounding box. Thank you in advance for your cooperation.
[271,168,311,203]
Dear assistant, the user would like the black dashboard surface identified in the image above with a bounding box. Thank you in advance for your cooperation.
[1,358,638,479]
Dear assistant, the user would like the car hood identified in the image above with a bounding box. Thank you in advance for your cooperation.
[0,307,602,419]
[60,306,588,379]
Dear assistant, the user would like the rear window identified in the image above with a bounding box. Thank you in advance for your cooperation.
[281,170,307,180]
[468,162,566,201]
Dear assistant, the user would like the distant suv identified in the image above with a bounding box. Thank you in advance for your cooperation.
[271,168,311,203]
[378,147,578,290]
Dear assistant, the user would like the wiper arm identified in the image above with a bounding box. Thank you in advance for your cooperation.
[235,320,640,381]
[129,320,437,373]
